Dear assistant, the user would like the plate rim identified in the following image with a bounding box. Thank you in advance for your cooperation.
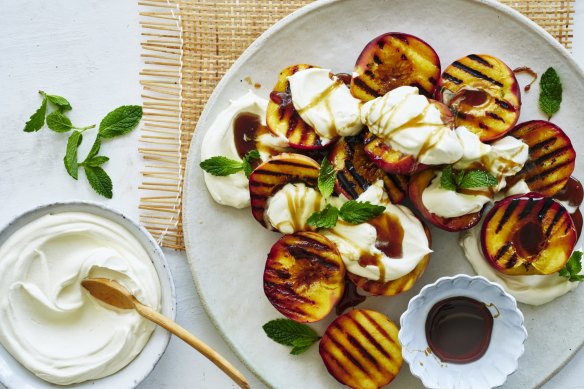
[182,1,584,388]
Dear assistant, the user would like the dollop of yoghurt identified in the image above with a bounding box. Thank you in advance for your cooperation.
[288,68,363,139]
[266,183,326,234]
[460,226,580,305]
[201,91,288,208]
[361,86,463,165]
[0,212,162,385]
[322,181,432,282]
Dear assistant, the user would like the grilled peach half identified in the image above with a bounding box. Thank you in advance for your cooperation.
[249,153,320,229]
[351,32,440,101]
[507,120,576,197]
[263,232,345,323]
[436,54,521,141]
[409,168,483,231]
[349,223,431,296]
[362,100,453,175]
[267,64,335,150]
[320,309,402,389]
[329,134,408,203]
[482,193,577,275]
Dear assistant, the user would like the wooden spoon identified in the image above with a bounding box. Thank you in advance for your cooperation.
[81,278,250,389]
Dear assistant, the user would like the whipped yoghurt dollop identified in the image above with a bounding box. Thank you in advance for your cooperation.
[460,226,580,305]
[288,68,363,139]
[422,127,529,218]
[266,183,326,234]
[0,212,161,385]
[322,181,432,282]
[201,91,288,208]
[361,86,463,165]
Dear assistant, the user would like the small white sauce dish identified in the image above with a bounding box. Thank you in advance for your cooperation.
[0,202,176,389]
[399,275,527,389]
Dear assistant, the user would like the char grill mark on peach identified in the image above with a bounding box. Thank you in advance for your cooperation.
[496,198,519,233]
[320,309,402,388]
[508,120,576,196]
[442,72,462,84]
[546,207,566,237]
[468,54,493,67]
[451,61,503,87]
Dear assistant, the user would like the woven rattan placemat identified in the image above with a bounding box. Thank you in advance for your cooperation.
[138,0,575,250]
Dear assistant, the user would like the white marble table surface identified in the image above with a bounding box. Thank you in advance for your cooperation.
[1,1,584,388]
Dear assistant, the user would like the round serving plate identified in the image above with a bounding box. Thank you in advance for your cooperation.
[0,202,176,389]
[183,0,584,387]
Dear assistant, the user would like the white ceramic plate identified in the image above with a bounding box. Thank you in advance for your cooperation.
[183,0,584,387]
[0,202,176,389]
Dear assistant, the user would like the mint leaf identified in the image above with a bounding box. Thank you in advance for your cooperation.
[440,165,456,191]
[84,156,109,167]
[307,204,340,229]
[242,150,261,177]
[46,111,73,133]
[98,105,143,138]
[200,156,244,176]
[458,170,498,189]
[263,319,320,355]
[85,136,102,161]
[40,91,72,111]
[84,165,113,199]
[539,67,562,119]
[559,250,584,282]
[64,131,83,179]
[318,158,335,199]
[24,97,47,132]
[339,201,385,224]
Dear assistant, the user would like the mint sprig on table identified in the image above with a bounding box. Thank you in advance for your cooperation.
[559,250,584,282]
[200,150,261,178]
[263,319,320,355]
[539,67,562,119]
[440,165,498,191]
[23,91,142,198]
[306,159,385,229]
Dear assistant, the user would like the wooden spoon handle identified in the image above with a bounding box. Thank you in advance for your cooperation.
[134,302,250,389]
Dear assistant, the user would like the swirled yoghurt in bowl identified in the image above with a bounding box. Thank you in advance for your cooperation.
[0,203,172,387]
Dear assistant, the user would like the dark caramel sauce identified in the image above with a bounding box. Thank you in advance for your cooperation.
[513,221,544,258]
[335,277,366,315]
[572,209,583,239]
[555,176,584,208]
[425,296,493,364]
[513,66,538,92]
[369,213,404,259]
[335,73,353,85]
[233,112,261,158]
[455,89,489,107]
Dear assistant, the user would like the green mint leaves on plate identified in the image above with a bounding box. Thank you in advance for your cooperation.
[318,158,335,200]
[441,165,498,191]
[559,250,584,282]
[307,200,385,229]
[539,67,562,120]
[200,150,261,178]
[24,91,142,198]
[262,318,320,355]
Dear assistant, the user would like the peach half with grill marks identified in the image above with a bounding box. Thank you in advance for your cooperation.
[319,309,402,389]
[481,193,577,275]
[351,32,441,101]
[263,232,345,323]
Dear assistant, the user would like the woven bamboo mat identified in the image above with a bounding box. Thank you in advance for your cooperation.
[138,0,575,250]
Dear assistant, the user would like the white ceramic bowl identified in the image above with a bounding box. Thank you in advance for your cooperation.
[0,202,176,389]
[399,275,527,389]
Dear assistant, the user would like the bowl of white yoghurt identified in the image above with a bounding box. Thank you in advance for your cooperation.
[0,202,176,388]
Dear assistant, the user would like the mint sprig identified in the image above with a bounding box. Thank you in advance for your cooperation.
[441,166,498,191]
[263,319,320,355]
[559,250,584,282]
[539,67,562,120]
[318,158,335,199]
[200,150,261,178]
[307,200,385,228]
[23,91,141,198]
